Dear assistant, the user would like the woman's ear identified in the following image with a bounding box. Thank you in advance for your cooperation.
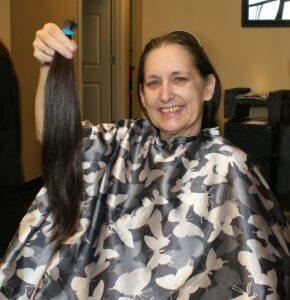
[203,74,216,102]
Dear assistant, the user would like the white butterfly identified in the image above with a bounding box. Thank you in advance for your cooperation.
[182,153,231,186]
[82,161,91,169]
[46,250,60,281]
[206,201,241,242]
[16,265,47,285]
[179,157,199,183]
[151,189,168,205]
[177,249,224,299]
[111,157,141,183]
[155,261,194,290]
[168,203,204,238]
[248,214,271,241]
[147,251,172,270]
[148,209,167,239]
[219,145,248,175]
[137,140,151,159]
[21,246,35,258]
[272,223,290,255]
[247,239,280,262]
[64,218,90,245]
[117,127,132,151]
[94,226,118,264]
[139,159,165,187]
[110,267,152,297]
[88,280,104,300]
[177,192,209,219]
[153,146,187,164]
[238,250,262,280]
[248,177,273,210]
[238,250,279,297]
[259,269,278,299]
[18,208,44,243]
[71,263,109,300]
[207,215,234,243]
[84,164,107,196]
[232,282,257,300]
[113,198,155,248]
[171,179,186,193]
[106,193,128,209]
[181,157,199,171]
[145,210,172,269]
[202,158,230,185]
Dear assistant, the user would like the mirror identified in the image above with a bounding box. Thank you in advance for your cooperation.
[242,0,290,27]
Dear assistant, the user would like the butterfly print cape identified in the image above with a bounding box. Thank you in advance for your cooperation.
[1,118,290,299]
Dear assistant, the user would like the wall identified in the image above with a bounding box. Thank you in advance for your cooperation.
[0,0,11,49]
[11,0,78,181]
[142,0,290,132]
[8,0,290,181]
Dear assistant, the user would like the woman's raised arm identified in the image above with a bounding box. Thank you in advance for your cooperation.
[33,23,77,142]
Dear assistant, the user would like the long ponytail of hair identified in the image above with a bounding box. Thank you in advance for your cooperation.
[42,20,83,245]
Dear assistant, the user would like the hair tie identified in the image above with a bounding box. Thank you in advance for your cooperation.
[62,19,78,39]
[63,28,75,37]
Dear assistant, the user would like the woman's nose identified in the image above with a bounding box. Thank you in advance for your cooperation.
[160,82,173,103]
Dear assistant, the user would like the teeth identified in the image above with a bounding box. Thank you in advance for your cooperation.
[161,106,182,113]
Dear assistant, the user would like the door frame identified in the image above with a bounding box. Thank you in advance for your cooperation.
[78,0,132,122]
[111,0,130,121]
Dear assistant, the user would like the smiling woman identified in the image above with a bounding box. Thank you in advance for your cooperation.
[139,44,215,138]
[0,27,290,300]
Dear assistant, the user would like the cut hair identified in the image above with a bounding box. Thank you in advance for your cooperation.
[42,47,83,245]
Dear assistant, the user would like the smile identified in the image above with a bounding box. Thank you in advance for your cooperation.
[160,105,183,113]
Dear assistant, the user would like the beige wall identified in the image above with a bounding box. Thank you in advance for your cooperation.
[7,0,290,181]
[142,0,290,132]
[0,0,11,49]
[11,0,78,181]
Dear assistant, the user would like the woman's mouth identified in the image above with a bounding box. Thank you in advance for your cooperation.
[160,105,183,113]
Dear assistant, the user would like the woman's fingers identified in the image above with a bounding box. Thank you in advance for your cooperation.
[33,37,55,64]
[33,23,78,64]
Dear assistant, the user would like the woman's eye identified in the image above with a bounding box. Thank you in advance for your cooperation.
[174,77,188,84]
[146,80,159,88]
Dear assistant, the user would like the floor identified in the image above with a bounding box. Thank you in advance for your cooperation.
[0,177,43,258]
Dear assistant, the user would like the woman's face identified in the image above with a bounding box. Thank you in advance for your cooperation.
[139,44,215,138]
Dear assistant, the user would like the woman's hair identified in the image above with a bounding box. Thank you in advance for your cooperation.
[42,33,82,245]
[137,31,221,129]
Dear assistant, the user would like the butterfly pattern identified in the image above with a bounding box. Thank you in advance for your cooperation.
[0,118,290,299]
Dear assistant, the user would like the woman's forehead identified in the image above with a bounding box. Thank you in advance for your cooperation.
[144,44,195,74]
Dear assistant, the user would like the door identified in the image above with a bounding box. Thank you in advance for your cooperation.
[82,0,112,124]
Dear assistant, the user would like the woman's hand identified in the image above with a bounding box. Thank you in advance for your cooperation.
[33,23,78,64]
[33,22,78,142]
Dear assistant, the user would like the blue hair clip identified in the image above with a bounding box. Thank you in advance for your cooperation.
[63,28,75,37]
[62,19,78,39]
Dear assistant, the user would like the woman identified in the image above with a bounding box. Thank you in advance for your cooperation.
[0,24,289,299]
[0,39,23,258]
[0,39,22,186]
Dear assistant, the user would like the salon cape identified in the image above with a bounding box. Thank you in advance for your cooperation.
[1,117,290,300]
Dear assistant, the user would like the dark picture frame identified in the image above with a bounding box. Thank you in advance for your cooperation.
[242,0,290,27]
